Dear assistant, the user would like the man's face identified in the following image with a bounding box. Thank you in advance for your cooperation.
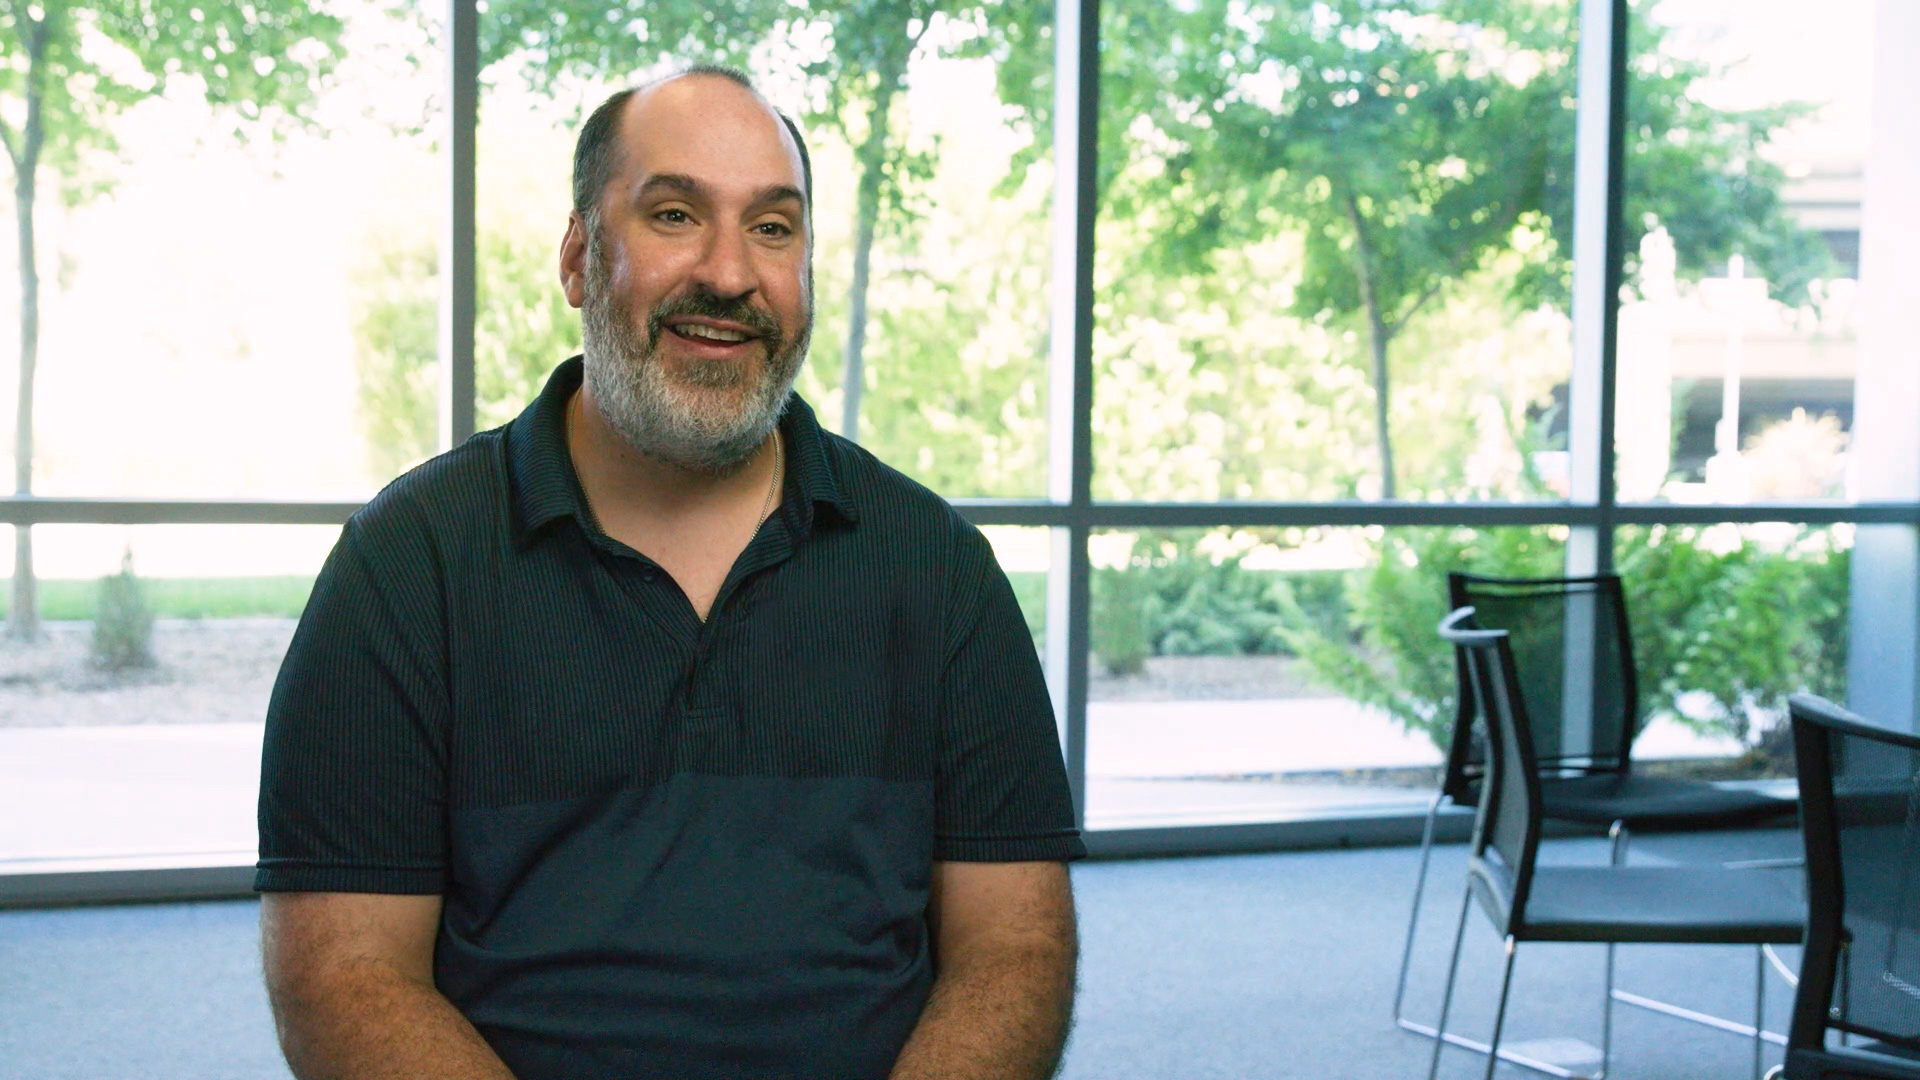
[565,75,812,474]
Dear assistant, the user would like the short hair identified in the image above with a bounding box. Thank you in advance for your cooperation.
[571,66,813,227]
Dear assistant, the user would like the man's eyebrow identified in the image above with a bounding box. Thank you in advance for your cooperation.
[636,173,705,199]
[754,184,806,209]
[635,174,804,212]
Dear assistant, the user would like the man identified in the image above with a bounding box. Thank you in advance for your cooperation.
[255,67,1084,1080]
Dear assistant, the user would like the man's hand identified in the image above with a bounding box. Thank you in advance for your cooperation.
[890,860,1078,1080]
[260,892,517,1080]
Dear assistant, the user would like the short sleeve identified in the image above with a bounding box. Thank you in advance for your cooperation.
[933,522,1086,863]
[255,511,451,894]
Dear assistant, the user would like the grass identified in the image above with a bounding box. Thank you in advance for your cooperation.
[0,576,316,620]
[0,570,1044,629]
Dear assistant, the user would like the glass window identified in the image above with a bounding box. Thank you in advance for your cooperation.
[1083,525,1566,830]
[473,6,1053,497]
[1091,0,1579,502]
[0,525,337,873]
[1616,0,1885,504]
[21,1,439,499]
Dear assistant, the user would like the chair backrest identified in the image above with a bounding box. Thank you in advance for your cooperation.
[1790,693,1920,1064]
[1440,607,1543,936]
[1441,573,1638,804]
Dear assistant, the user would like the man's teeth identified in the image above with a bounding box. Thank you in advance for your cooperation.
[677,324,750,343]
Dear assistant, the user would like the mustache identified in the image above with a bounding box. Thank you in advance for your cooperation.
[646,291,783,350]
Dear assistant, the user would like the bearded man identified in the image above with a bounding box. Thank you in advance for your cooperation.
[254,67,1083,1080]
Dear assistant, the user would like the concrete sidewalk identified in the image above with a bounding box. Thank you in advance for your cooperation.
[0,698,1748,866]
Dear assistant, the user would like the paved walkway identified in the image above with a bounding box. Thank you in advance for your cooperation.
[0,699,1748,866]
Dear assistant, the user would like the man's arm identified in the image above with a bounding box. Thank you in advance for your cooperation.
[890,860,1078,1080]
[260,892,516,1080]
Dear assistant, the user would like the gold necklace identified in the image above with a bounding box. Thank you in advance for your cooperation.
[757,431,784,529]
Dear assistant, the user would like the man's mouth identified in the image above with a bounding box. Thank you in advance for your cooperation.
[667,321,756,345]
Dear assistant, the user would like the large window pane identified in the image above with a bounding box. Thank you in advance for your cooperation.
[1083,525,1568,830]
[472,5,1052,497]
[21,2,438,499]
[0,525,336,873]
[1092,0,1578,502]
[1616,0,1887,503]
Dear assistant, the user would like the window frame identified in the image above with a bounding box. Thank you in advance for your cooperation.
[2,0,1906,901]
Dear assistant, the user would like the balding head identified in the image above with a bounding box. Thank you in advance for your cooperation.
[571,67,812,234]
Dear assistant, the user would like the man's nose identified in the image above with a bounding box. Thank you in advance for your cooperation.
[691,225,758,300]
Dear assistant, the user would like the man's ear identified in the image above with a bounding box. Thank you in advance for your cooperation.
[559,211,589,309]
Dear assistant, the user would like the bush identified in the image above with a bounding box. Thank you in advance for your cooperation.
[92,549,157,671]
[1274,525,1848,751]
[1092,568,1151,676]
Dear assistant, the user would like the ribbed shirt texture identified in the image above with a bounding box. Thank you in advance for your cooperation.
[255,356,1084,1080]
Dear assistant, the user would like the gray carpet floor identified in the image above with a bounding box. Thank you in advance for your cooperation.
[0,829,1803,1079]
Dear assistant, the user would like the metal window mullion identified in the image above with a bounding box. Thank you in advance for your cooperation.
[1564,0,1628,577]
[439,0,479,449]
[1045,0,1100,827]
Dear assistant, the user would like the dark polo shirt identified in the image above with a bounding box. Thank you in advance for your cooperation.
[256,357,1083,1080]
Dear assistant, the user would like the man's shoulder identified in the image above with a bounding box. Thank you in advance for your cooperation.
[345,427,511,549]
[816,429,980,544]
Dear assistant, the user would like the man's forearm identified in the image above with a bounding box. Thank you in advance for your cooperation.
[269,960,516,1080]
[889,935,1077,1080]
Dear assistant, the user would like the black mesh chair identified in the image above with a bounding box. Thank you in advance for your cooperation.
[1782,694,1920,1080]
[1396,574,1798,1032]
[1424,608,1805,1080]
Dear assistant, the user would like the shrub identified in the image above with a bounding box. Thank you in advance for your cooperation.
[92,549,157,672]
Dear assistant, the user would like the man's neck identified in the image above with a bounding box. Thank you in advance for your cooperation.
[565,386,779,527]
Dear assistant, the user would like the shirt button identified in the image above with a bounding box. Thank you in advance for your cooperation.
[641,568,657,582]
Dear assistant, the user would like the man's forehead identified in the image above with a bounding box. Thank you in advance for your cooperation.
[617,75,805,195]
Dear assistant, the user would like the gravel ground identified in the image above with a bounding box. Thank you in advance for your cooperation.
[0,618,1329,727]
[0,619,295,728]
[1090,654,1326,701]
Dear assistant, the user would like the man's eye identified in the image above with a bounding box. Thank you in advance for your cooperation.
[755,222,792,237]
[656,209,691,224]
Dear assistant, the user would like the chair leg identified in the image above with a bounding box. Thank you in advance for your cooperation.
[1428,885,1477,1080]
[1395,793,1446,1022]
[1607,820,1630,867]
[1752,946,1765,1080]
[1600,940,1616,1080]
[1484,937,1519,1080]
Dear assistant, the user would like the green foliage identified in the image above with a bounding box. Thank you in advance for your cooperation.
[0,1,344,205]
[350,224,585,475]
[1091,568,1150,676]
[90,549,155,671]
[1002,0,1832,497]
[1617,525,1848,741]
[1276,528,1567,742]
[351,239,439,479]
[1267,525,1849,751]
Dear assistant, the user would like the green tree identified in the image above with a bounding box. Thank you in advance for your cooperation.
[350,224,584,475]
[2,1,342,639]
[1018,0,1829,498]
[481,0,1022,444]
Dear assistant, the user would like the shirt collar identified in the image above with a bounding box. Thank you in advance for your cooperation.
[508,356,858,549]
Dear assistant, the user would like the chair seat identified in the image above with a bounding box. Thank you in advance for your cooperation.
[1786,1042,1920,1080]
[1519,866,1805,945]
[1539,773,1797,830]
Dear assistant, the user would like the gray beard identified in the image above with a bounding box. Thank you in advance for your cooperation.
[579,234,809,476]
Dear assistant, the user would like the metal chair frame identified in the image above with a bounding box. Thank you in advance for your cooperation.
[1397,573,1798,1056]
[1781,695,1920,1080]
[1420,608,1803,1080]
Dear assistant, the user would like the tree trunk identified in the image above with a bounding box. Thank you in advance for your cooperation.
[839,76,898,444]
[1344,193,1396,499]
[8,19,46,642]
